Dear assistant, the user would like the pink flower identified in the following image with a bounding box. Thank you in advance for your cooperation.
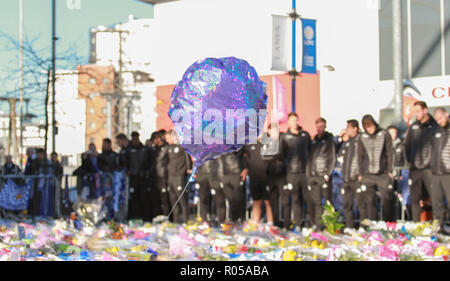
[311,232,329,243]
[378,245,399,260]
[369,231,384,242]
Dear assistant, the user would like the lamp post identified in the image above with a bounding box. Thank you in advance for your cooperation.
[288,0,300,113]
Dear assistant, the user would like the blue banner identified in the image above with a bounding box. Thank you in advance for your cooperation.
[0,179,32,211]
[301,18,317,74]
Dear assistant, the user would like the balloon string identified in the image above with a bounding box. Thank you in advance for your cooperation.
[167,167,196,220]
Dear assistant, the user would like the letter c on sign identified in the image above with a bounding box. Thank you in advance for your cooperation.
[432,87,445,99]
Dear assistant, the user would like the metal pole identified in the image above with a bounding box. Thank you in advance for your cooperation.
[51,0,57,153]
[291,0,296,113]
[19,0,24,168]
[393,0,405,132]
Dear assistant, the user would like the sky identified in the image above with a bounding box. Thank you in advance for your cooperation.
[0,0,154,114]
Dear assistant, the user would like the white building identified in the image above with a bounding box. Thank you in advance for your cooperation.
[90,15,157,138]
[48,70,86,167]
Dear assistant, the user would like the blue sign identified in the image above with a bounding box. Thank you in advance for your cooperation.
[301,18,317,74]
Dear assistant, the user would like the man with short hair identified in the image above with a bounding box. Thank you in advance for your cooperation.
[357,115,394,222]
[98,138,118,173]
[24,147,36,175]
[165,130,192,223]
[306,117,336,229]
[387,125,407,220]
[430,107,450,234]
[404,101,439,221]
[339,120,361,229]
[50,152,63,181]
[127,131,152,221]
[260,123,284,227]
[280,112,311,229]
[150,131,169,217]
[1,155,21,176]
[115,133,130,172]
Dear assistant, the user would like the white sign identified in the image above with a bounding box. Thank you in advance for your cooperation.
[271,15,289,71]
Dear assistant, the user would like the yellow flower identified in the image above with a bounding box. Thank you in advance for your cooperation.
[434,246,450,257]
[311,240,320,248]
[282,250,297,261]
[319,242,327,250]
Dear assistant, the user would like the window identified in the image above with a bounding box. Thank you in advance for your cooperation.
[445,0,450,75]
[411,0,441,77]
[379,0,446,79]
[379,0,409,80]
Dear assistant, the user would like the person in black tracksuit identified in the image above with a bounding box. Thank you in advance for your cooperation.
[207,158,226,223]
[115,134,130,172]
[98,138,119,174]
[357,115,394,222]
[306,118,336,229]
[0,155,22,186]
[218,150,248,223]
[387,126,407,176]
[243,138,276,225]
[430,108,450,234]
[0,155,21,176]
[387,125,407,220]
[126,132,152,222]
[280,112,311,229]
[165,130,192,223]
[149,131,166,219]
[339,120,361,229]
[260,124,285,227]
[404,101,439,222]
[98,138,119,218]
[195,159,215,222]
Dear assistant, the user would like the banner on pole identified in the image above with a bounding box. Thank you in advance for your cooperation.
[271,15,289,71]
[301,18,317,74]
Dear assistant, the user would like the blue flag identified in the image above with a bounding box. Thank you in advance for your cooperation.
[0,179,32,211]
[301,18,317,74]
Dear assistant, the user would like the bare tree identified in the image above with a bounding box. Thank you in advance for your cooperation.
[0,31,87,155]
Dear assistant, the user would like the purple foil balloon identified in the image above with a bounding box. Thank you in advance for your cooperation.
[169,57,267,170]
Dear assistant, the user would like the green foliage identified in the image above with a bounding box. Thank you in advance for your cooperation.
[321,201,345,235]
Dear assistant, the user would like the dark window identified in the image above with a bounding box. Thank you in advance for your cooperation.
[411,0,442,77]
[379,0,409,80]
[445,0,450,75]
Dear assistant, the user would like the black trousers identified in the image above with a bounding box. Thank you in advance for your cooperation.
[168,175,189,223]
[281,173,307,228]
[222,174,246,222]
[306,176,332,228]
[409,169,433,222]
[342,181,360,229]
[211,179,226,223]
[155,177,170,217]
[431,174,450,226]
[361,174,394,221]
[195,172,212,221]
[149,178,162,220]
[267,176,282,227]
[128,176,151,221]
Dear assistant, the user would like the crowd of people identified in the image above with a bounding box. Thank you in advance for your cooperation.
[0,100,448,234]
